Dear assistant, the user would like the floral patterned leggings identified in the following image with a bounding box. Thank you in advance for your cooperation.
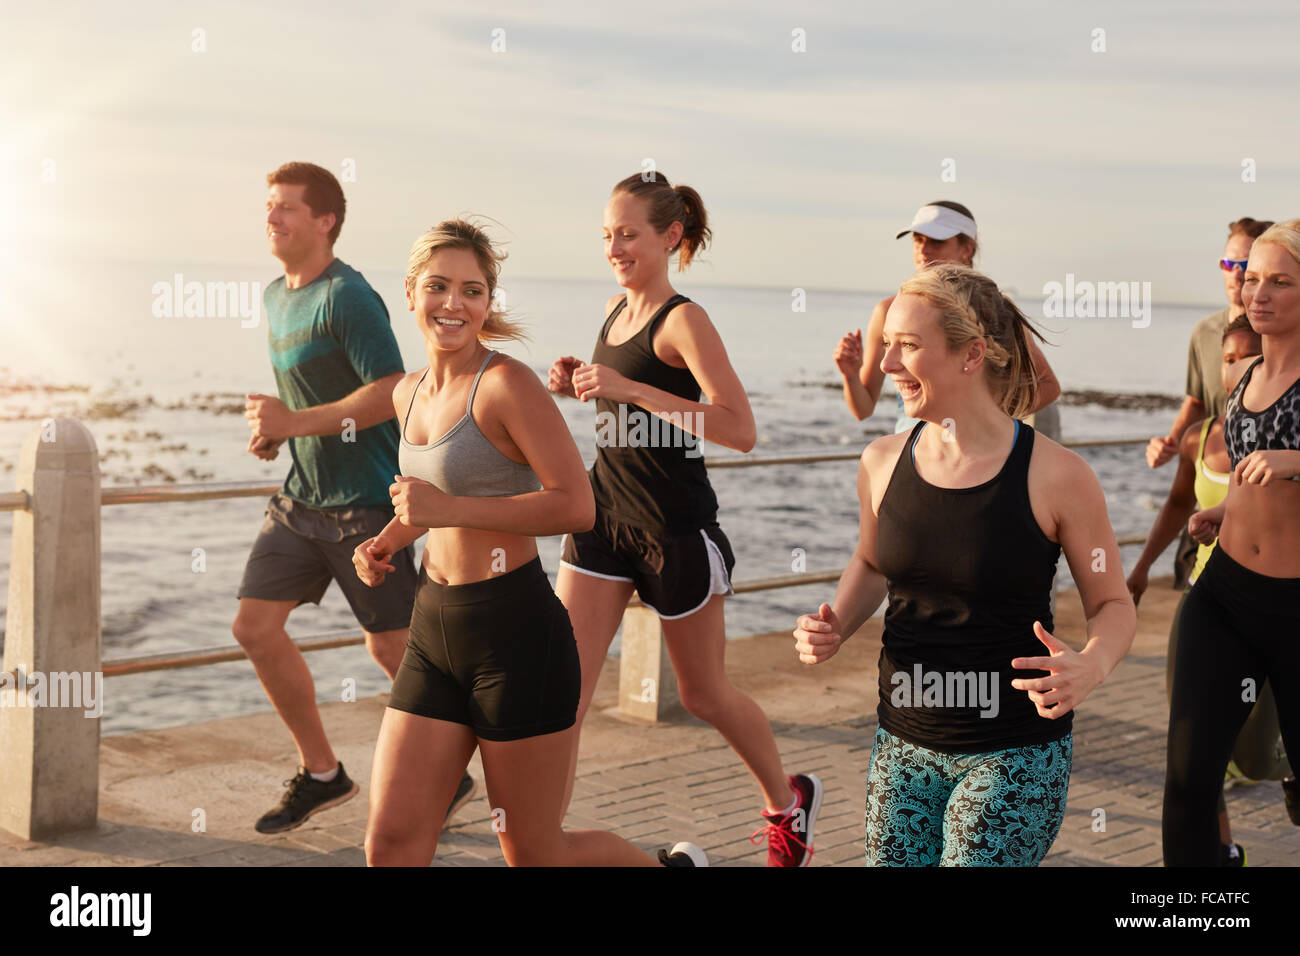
[865,727,1072,866]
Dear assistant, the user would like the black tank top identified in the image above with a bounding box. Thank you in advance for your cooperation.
[587,294,719,533]
[874,421,1069,753]
[1224,356,1300,471]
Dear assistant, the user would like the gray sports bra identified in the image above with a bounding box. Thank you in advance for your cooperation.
[398,351,542,498]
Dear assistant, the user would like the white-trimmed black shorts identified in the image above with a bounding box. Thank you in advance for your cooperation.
[560,511,735,619]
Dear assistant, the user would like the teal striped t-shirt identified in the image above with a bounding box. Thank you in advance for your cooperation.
[264,259,405,510]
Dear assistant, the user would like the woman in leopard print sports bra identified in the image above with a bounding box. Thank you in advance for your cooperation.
[1163,219,1300,866]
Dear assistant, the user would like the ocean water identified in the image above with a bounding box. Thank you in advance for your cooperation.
[0,262,1210,735]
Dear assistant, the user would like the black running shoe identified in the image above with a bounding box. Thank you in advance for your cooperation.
[1218,842,1247,867]
[254,763,359,834]
[658,842,708,867]
[1283,776,1300,826]
[442,773,477,830]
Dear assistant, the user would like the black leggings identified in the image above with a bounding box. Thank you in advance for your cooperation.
[1166,589,1290,819]
[1162,546,1300,866]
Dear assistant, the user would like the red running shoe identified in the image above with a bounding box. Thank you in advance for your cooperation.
[751,773,822,867]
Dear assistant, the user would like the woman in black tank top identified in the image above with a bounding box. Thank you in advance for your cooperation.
[794,264,1135,866]
[548,173,824,867]
[1164,221,1300,866]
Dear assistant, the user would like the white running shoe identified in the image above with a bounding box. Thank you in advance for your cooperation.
[658,842,709,867]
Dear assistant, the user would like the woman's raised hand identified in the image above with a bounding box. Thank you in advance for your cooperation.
[353,534,396,588]
[1010,622,1106,719]
[833,329,864,379]
[1188,505,1223,546]
[793,603,844,665]
[391,475,451,528]
[571,362,636,404]
[548,356,583,399]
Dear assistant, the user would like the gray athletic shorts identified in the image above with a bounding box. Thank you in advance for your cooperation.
[237,493,418,633]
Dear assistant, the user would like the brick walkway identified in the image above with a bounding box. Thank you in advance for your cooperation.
[2,579,1297,867]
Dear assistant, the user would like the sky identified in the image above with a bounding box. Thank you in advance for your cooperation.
[3,0,1300,322]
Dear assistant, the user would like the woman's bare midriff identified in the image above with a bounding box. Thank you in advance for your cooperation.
[420,526,539,586]
[1220,480,1300,578]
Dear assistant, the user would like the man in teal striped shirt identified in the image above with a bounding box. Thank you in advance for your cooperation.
[234,162,475,833]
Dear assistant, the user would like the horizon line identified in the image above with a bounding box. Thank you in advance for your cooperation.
[99,253,1228,314]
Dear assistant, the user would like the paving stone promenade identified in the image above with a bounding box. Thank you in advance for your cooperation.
[3,577,1296,867]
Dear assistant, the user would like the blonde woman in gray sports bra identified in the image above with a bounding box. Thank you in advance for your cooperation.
[354,219,704,867]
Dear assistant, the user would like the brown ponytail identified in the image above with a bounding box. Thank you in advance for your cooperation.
[612,173,712,271]
[999,295,1044,420]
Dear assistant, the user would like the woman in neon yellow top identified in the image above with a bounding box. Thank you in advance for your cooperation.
[1127,315,1289,867]
[1187,415,1230,582]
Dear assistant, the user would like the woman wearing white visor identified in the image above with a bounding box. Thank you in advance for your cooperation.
[835,201,1061,435]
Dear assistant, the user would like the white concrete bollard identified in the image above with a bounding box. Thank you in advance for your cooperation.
[617,605,681,722]
[0,418,102,839]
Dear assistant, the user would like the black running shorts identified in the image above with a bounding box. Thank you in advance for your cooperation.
[388,557,580,742]
[559,511,735,619]
[237,493,418,633]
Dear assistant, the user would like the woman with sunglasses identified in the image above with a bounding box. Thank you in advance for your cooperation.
[1146,218,1275,471]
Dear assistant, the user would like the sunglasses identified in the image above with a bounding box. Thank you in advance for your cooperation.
[1220,258,1249,272]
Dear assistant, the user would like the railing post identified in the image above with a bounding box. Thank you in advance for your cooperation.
[0,418,102,839]
[1023,402,1061,443]
[617,606,681,722]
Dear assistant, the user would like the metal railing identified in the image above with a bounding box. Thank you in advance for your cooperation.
[0,436,1152,513]
[5,438,1153,679]
[0,419,1155,838]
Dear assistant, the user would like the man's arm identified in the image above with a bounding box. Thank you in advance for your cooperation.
[246,372,404,440]
[1165,395,1207,452]
[248,278,407,441]
[1148,329,1211,468]
[290,373,404,436]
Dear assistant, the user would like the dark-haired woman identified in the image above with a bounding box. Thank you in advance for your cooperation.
[796,263,1134,866]
[549,173,822,867]
[1164,220,1300,866]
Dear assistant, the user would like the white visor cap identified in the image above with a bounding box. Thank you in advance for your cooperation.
[895,204,977,242]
